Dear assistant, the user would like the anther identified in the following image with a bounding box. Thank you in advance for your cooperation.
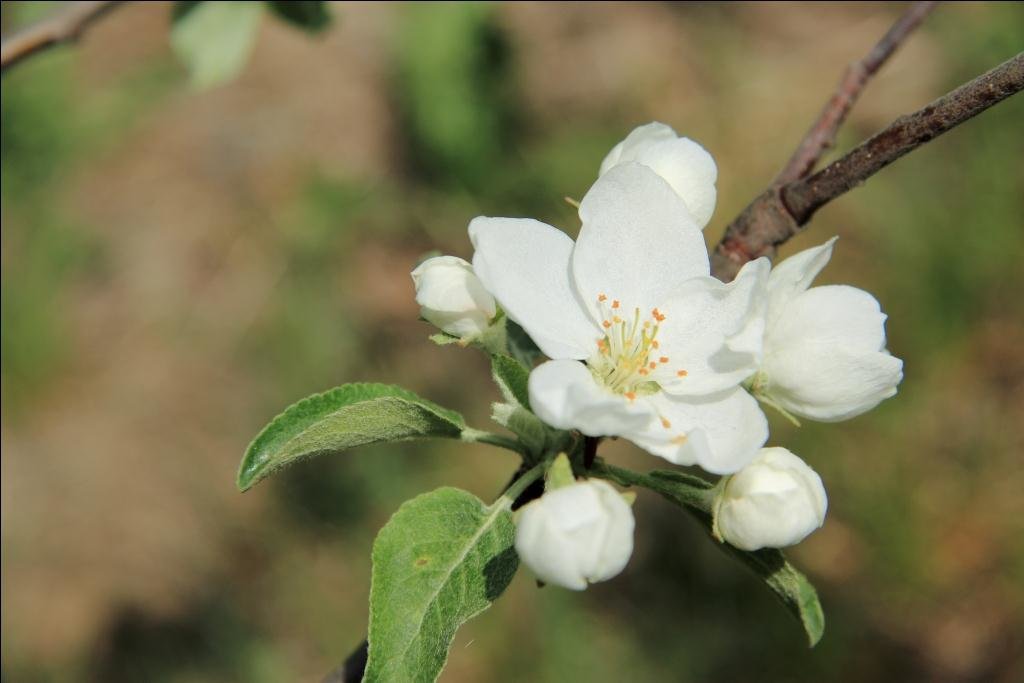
[598,294,607,302]
[602,320,612,329]
[661,418,672,429]
[624,391,637,402]
[676,369,688,377]
[612,300,620,309]
[659,356,669,364]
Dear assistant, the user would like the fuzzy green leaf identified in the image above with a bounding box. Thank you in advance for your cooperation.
[366,487,518,682]
[490,353,530,408]
[171,1,264,89]
[238,384,465,491]
[594,463,825,646]
[505,319,543,368]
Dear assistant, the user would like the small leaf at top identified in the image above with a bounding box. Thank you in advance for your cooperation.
[238,383,465,491]
[365,487,518,682]
[170,1,264,89]
[266,0,332,33]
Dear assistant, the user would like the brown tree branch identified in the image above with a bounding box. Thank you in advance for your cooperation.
[774,1,938,185]
[0,1,123,74]
[711,51,1024,281]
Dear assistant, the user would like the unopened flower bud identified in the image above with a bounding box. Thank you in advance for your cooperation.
[514,479,634,590]
[713,447,827,551]
[411,255,496,338]
[599,121,718,229]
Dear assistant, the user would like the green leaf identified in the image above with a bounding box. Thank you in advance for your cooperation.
[366,487,518,682]
[238,383,465,491]
[593,463,826,646]
[266,0,331,33]
[490,403,547,461]
[490,353,530,408]
[505,319,543,368]
[171,1,264,89]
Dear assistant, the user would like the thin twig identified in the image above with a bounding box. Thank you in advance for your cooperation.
[712,51,1024,281]
[0,1,123,74]
[774,1,938,184]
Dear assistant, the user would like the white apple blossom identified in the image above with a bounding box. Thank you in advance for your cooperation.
[471,163,769,474]
[600,122,718,229]
[749,238,904,422]
[411,255,497,339]
[713,447,827,551]
[514,479,634,590]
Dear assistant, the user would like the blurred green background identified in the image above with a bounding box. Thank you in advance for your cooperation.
[2,2,1022,681]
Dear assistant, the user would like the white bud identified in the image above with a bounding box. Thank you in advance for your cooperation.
[713,447,827,551]
[599,121,718,229]
[514,479,634,590]
[411,255,496,338]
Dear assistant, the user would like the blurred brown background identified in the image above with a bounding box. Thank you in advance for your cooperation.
[2,2,1022,681]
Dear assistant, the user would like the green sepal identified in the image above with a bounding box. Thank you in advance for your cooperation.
[544,453,575,491]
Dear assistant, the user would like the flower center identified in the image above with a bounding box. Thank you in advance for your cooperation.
[588,294,674,397]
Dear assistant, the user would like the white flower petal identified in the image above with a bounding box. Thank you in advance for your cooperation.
[632,137,718,229]
[623,388,768,474]
[584,481,635,581]
[768,284,889,355]
[763,285,903,421]
[766,237,837,322]
[764,347,903,422]
[654,258,770,395]
[528,359,655,436]
[514,499,588,590]
[574,164,709,316]
[470,216,599,360]
[598,122,677,175]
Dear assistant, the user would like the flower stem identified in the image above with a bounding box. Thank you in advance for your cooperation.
[461,428,526,456]
[592,462,716,513]
[583,436,600,469]
[498,461,547,507]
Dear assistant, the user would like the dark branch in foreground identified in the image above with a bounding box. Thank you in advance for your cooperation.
[774,1,938,185]
[0,1,123,74]
[711,51,1024,281]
